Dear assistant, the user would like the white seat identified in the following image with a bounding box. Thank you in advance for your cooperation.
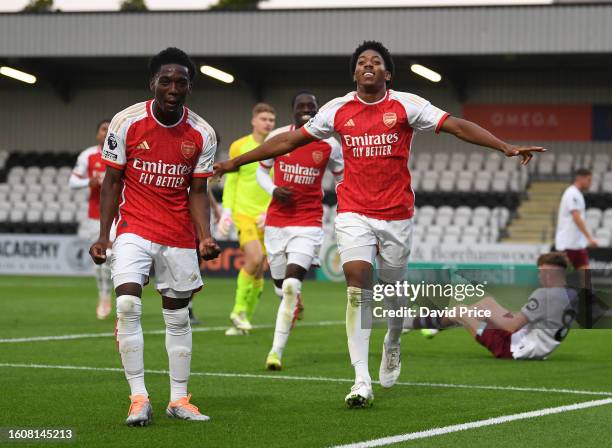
[484,153,502,171]
[588,174,601,193]
[58,167,72,177]
[46,202,61,211]
[9,209,25,222]
[0,209,8,221]
[602,180,612,194]
[8,192,23,203]
[586,208,603,225]
[40,192,56,203]
[42,166,58,177]
[414,153,431,171]
[441,233,460,244]
[12,184,27,195]
[24,191,39,203]
[454,207,472,226]
[592,154,610,173]
[467,152,484,170]
[436,206,454,227]
[462,227,480,244]
[0,184,9,195]
[474,176,491,192]
[25,166,41,177]
[42,210,58,222]
[449,153,466,171]
[595,228,611,247]
[491,207,510,228]
[27,184,43,194]
[25,209,42,223]
[456,178,472,192]
[438,171,456,192]
[58,209,75,223]
[491,177,508,192]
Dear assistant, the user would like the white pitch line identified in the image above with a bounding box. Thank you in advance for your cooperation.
[332,398,612,448]
[0,320,345,343]
[1,363,611,398]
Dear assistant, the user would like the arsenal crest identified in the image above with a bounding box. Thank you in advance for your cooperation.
[181,141,196,159]
[383,112,397,128]
[312,150,323,164]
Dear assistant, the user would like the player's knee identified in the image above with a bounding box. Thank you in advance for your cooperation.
[162,307,190,335]
[282,277,301,297]
[116,295,141,314]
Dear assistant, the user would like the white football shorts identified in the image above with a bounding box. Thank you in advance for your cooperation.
[264,226,324,280]
[110,233,202,298]
[78,218,117,243]
[335,212,413,283]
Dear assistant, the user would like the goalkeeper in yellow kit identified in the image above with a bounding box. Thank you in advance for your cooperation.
[219,103,276,335]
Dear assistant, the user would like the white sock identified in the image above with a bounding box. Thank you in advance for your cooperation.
[163,307,192,402]
[271,278,301,357]
[384,294,406,349]
[346,287,372,384]
[116,295,147,397]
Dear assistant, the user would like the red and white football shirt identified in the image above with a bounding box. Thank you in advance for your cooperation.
[261,124,343,227]
[101,100,217,248]
[301,90,449,221]
[72,145,105,219]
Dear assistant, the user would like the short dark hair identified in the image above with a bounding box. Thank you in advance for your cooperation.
[575,168,592,178]
[350,40,394,84]
[291,90,317,108]
[96,119,111,132]
[149,47,196,82]
[537,252,569,269]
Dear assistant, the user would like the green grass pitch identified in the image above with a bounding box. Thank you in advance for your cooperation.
[1,276,611,447]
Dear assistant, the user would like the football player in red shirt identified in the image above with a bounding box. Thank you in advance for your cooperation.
[214,41,545,408]
[256,91,343,371]
[90,48,220,426]
[69,119,113,319]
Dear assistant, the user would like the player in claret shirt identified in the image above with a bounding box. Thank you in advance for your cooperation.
[214,41,545,408]
[69,118,113,320]
[255,91,344,371]
[89,48,220,426]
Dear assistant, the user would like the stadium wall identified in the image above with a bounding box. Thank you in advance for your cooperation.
[1,5,612,56]
[2,71,612,154]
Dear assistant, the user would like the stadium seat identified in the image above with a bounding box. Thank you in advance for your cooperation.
[25,209,42,223]
[453,206,472,226]
[42,210,58,223]
[421,171,439,192]
[40,192,56,203]
[436,206,454,226]
[58,210,75,223]
[595,228,611,246]
[414,153,431,171]
[556,153,573,177]
[438,171,456,192]
[462,227,480,244]
[432,153,449,171]
[592,153,610,173]
[9,209,25,222]
[484,153,502,171]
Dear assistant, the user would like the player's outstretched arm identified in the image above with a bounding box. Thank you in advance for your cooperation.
[439,116,546,165]
[89,166,122,264]
[214,130,315,176]
[190,177,221,261]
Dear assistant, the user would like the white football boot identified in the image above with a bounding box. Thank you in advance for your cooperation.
[126,394,153,427]
[345,377,374,408]
[379,343,401,388]
[166,394,211,422]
